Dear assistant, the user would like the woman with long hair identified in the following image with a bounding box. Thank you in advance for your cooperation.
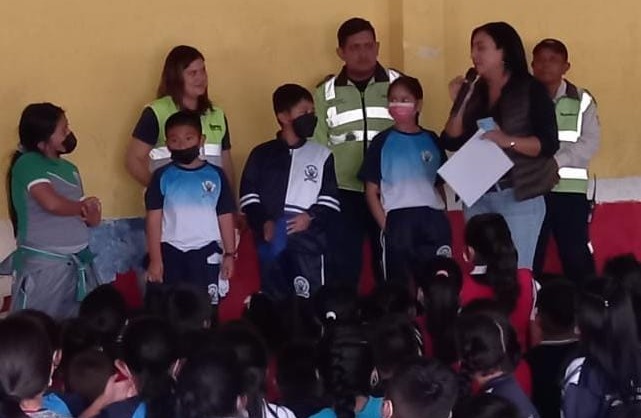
[126,45,235,188]
[3,103,100,319]
[442,21,559,270]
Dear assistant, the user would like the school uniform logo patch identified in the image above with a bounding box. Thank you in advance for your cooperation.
[304,165,319,183]
[436,245,452,258]
[293,276,311,298]
[207,283,219,305]
[421,150,433,163]
[202,180,216,193]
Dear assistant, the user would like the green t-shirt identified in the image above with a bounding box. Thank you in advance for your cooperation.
[11,152,89,253]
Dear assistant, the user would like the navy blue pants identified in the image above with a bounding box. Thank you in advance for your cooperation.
[534,192,595,283]
[327,189,384,288]
[161,241,222,305]
[258,247,325,302]
[384,207,452,285]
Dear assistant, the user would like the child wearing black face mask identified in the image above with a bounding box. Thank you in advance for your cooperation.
[144,110,236,322]
[2,103,101,319]
[239,83,339,302]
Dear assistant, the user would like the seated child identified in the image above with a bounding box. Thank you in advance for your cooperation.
[382,358,458,418]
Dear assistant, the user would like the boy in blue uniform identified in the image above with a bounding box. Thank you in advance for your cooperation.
[145,111,236,320]
[240,84,339,301]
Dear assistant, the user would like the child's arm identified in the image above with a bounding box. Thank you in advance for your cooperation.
[146,209,163,282]
[306,154,340,228]
[239,148,270,236]
[218,212,235,280]
[144,169,165,282]
[217,167,237,279]
[365,181,386,230]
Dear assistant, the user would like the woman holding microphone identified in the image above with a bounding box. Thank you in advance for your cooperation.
[442,22,559,269]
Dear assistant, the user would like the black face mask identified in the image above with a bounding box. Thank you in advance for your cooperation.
[170,145,200,165]
[59,132,77,155]
[292,113,318,139]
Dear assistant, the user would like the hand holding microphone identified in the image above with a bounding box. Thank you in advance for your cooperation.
[449,68,479,115]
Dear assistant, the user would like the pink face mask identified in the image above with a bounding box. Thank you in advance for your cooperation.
[388,102,416,123]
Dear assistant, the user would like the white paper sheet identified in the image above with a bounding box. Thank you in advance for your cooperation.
[437,129,514,207]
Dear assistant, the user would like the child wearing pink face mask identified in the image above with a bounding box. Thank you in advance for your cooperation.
[360,76,451,286]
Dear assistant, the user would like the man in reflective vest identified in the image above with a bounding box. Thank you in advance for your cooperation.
[313,17,400,286]
[532,39,600,283]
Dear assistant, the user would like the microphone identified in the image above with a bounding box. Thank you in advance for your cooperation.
[450,67,478,115]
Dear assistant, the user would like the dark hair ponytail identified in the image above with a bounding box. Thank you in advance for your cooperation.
[317,324,372,418]
[416,256,463,364]
[120,316,178,418]
[465,213,519,313]
[7,103,64,236]
[456,312,518,397]
[217,321,269,418]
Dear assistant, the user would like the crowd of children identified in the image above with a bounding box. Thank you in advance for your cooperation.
[2,216,641,418]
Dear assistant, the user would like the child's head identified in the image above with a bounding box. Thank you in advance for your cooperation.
[0,316,53,418]
[158,45,211,113]
[242,292,290,353]
[276,340,322,403]
[176,352,246,418]
[535,279,577,338]
[272,84,316,138]
[314,285,360,329]
[604,254,641,338]
[79,284,127,356]
[65,349,115,404]
[387,76,423,125]
[361,283,415,323]
[165,283,212,333]
[10,309,61,359]
[217,321,269,418]
[452,393,519,418]
[317,324,373,418]
[456,312,517,384]
[577,277,641,399]
[415,257,463,364]
[117,316,179,418]
[383,358,457,418]
[370,315,421,382]
[464,213,519,313]
[531,38,570,86]
[164,110,204,164]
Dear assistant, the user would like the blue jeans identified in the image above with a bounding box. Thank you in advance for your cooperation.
[463,188,545,269]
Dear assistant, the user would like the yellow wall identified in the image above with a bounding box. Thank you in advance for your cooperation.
[0,0,637,218]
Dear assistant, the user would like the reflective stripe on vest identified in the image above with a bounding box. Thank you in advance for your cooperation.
[329,130,380,145]
[558,167,588,180]
[327,107,392,128]
[557,91,593,143]
[148,96,226,160]
[324,69,400,101]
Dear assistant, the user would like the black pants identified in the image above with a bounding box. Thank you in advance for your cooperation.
[533,192,595,283]
[144,241,221,323]
[327,189,384,288]
[384,207,452,285]
[258,248,325,302]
